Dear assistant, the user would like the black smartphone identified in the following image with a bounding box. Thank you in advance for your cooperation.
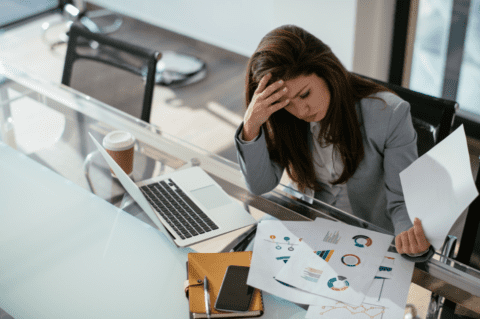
[214,265,254,313]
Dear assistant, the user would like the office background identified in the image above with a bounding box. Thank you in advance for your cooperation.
[84,0,480,161]
[5,0,478,133]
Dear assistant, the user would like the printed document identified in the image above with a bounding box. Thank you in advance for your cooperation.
[275,218,393,306]
[400,125,479,250]
[247,219,393,306]
[306,252,415,319]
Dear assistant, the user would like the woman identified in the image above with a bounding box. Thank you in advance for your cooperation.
[234,25,432,260]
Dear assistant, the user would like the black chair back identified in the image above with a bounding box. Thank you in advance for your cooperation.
[353,73,458,157]
[62,23,160,123]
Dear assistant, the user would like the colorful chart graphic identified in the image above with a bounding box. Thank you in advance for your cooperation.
[317,302,385,318]
[301,267,323,283]
[265,235,300,251]
[314,250,334,262]
[276,256,290,264]
[324,231,341,244]
[376,256,395,278]
[327,276,350,291]
[353,235,373,247]
[341,254,361,267]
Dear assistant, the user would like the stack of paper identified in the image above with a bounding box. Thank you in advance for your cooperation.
[247,219,415,318]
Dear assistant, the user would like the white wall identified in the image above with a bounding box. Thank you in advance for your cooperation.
[353,0,396,81]
[273,0,357,70]
[89,0,357,70]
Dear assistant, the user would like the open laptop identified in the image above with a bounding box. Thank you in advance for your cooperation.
[89,133,257,247]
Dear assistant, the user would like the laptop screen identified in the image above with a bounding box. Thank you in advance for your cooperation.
[88,132,177,246]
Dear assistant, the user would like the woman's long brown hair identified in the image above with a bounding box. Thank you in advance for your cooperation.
[245,25,392,193]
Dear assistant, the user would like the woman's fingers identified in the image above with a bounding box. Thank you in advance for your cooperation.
[259,79,285,100]
[394,219,432,256]
[414,218,431,251]
[407,228,418,253]
[255,73,272,94]
[254,74,288,109]
[401,231,411,255]
[264,86,288,106]
[246,74,288,130]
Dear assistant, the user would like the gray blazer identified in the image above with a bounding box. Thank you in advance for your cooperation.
[235,92,418,237]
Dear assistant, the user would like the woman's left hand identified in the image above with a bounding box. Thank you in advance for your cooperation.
[395,218,431,255]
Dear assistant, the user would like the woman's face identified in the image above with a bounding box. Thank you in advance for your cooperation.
[277,73,331,122]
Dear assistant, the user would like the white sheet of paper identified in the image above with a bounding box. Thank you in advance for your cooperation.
[247,220,359,306]
[275,240,384,306]
[274,218,392,306]
[399,125,478,250]
[306,252,415,319]
[247,219,393,307]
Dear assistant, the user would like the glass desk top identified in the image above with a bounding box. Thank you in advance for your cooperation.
[1,63,480,318]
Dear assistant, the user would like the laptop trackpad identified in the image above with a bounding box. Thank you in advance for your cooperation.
[190,185,232,210]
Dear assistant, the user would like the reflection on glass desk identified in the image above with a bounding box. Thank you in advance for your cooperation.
[1,63,480,317]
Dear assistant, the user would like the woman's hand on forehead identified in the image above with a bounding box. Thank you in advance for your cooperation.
[242,73,290,141]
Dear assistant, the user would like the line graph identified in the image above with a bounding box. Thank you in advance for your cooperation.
[317,302,385,318]
[264,235,301,251]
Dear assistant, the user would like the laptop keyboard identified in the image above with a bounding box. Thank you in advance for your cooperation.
[139,179,219,240]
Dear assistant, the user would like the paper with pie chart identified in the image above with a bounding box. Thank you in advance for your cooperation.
[274,218,393,306]
[274,240,384,305]
[247,220,351,306]
[305,252,415,319]
[311,217,393,253]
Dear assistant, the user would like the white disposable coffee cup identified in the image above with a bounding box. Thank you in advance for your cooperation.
[102,131,136,177]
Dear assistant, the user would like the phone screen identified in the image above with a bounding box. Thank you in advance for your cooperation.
[214,265,254,312]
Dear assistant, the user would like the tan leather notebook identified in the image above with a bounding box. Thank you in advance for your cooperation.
[186,251,263,317]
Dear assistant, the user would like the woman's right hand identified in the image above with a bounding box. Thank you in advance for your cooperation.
[242,73,290,141]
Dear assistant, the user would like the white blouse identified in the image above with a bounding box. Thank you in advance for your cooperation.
[309,122,353,214]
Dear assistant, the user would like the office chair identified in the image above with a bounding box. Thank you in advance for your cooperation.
[42,1,207,88]
[62,23,161,198]
[62,23,160,122]
[353,73,458,157]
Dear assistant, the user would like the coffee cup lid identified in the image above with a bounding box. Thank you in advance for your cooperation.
[103,131,136,151]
